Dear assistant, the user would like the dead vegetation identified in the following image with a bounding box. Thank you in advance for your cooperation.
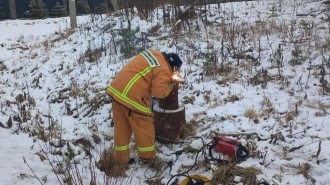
[145,156,166,174]
[1,1,330,185]
[244,108,259,124]
[249,68,274,87]
[296,163,316,185]
[51,28,75,43]
[259,95,275,120]
[223,94,241,103]
[180,120,197,139]
[212,164,261,185]
[79,47,103,63]
[182,95,195,104]
[96,149,128,177]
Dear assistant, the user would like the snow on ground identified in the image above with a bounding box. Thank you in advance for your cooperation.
[1,0,330,185]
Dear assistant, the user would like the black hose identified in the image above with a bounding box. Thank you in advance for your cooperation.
[166,140,212,185]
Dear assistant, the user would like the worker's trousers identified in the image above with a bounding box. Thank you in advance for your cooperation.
[112,100,156,163]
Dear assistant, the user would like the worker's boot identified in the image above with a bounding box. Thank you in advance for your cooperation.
[139,156,161,165]
[128,158,135,165]
[139,157,151,164]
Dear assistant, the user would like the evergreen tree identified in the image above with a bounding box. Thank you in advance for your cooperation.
[104,0,114,11]
[50,1,66,17]
[0,6,5,20]
[27,0,48,19]
[76,0,90,15]
[94,3,108,14]
[119,20,141,58]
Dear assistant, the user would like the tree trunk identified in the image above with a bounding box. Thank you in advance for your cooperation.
[9,0,17,19]
[111,0,119,11]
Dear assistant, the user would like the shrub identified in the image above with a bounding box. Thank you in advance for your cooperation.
[27,0,48,19]
[289,45,306,66]
[76,0,90,15]
[94,3,108,14]
[0,6,5,20]
[119,20,142,58]
[49,1,66,17]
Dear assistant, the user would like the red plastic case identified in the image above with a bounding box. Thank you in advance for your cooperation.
[211,135,241,158]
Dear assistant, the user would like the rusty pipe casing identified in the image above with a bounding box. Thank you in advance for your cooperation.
[153,81,185,144]
[158,81,179,110]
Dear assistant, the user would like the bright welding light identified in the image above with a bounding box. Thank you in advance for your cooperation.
[172,73,181,81]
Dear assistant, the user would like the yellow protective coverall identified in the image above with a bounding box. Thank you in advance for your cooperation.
[105,50,174,163]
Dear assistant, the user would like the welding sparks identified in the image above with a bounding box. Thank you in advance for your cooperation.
[172,73,181,81]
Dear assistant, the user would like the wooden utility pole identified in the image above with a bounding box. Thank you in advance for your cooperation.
[9,0,17,20]
[69,0,77,28]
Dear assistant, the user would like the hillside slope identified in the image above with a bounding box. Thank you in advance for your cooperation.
[0,0,330,184]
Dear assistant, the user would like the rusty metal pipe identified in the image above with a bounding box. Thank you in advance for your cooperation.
[158,82,179,110]
[153,82,185,144]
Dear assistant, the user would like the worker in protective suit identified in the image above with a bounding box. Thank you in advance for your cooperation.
[105,50,183,164]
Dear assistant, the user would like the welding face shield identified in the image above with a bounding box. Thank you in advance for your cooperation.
[166,53,183,72]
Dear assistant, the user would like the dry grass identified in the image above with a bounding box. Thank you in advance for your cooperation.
[244,141,261,159]
[92,133,102,144]
[212,164,261,185]
[217,72,240,85]
[35,152,47,162]
[82,93,108,117]
[145,178,162,185]
[51,28,75,43]
[183,145,200,154]
[30,122,62,142]
[149,24,161,35]
[30,52,38,59]
[261,95,274,109]
[307,100,330,111]
[181,120,197,139]
[96,149,128,177]
[218,62,235,76]
[223,94,241,103]
[146,156,166,173]
[285,110,297,123]
[244,108,259,124]
[182,95,195,104]
[224,115,235,122]
[314,111,326,117]
[296,163,316,185]
[203,93,211,104]
[258,95,276,120]
[41,40,49,48]
[249,69,274,86]
[269,132,285,145]
[80,47,103,63]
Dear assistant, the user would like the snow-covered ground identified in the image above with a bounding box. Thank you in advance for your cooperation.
[1,0,330,184]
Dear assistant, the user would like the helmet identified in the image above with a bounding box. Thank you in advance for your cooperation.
[166,53,182,72]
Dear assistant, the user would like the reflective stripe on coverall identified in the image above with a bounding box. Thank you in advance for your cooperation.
[106,50,173,163]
